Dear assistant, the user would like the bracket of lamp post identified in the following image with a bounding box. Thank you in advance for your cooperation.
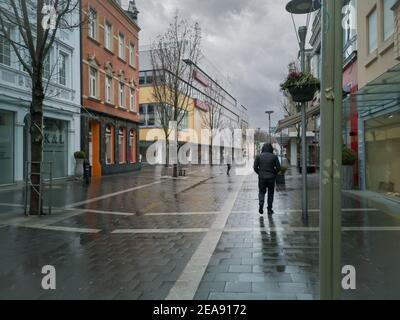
[324,87,335,101]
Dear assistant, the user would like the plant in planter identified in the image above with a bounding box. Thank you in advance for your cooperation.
[74,151,86,177]
[276,166,288,185]
[280,72,320,103]
[342,147,356,190]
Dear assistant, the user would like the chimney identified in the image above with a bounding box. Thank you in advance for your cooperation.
[126,0,139,23]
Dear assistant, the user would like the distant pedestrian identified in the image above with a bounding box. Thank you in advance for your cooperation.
[253,143,281,215]
[225,152,233,176]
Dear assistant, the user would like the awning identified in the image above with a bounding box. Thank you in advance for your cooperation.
[275,103,321,133]
[343,63,400,115]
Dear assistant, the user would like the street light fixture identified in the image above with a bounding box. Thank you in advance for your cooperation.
[286,0,321,14]
[265,111,274,144]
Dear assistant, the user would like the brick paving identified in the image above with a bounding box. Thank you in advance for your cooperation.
[0,165,400,300]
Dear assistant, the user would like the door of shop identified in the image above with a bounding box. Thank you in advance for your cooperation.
[89,121,102,177]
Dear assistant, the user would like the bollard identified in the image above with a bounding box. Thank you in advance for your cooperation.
[83,160,91,186]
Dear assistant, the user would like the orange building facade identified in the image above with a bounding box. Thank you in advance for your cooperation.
[81,0,140,177]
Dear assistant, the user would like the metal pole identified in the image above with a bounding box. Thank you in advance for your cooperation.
[320,0,343,300]
[299,26,308,219]
[281,131,283,165]
[268,114,271,143]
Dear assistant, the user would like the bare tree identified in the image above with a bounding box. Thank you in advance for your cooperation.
[0,0,80,215]
[150,15,201,177]
[200,80,223,166]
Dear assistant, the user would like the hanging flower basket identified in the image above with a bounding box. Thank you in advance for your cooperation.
[280,71,320,103]
[287,84,319,103]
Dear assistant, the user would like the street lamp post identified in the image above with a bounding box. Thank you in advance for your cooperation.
[285,0,343,300]
[298,26,308,220]
[319,0,343,300]
[265,111,274,144]
[285,0,320,220]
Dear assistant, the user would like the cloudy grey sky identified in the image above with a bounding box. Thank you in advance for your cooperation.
[125,0,306,129]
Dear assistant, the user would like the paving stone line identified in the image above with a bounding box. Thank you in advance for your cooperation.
[166,176,246,300]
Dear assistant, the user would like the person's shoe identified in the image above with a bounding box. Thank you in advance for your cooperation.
[268,209,274,216]
[259,205,264,215]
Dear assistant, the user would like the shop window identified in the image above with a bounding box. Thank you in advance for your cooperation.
[0,111,14,184]
[118,128,126,164]
[105,124,114,165]
[365,112,400,197]
[129,129,136,163]
[43,118,68,179]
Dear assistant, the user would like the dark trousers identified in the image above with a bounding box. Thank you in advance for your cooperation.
[259,178,275,210]
[227,164,231,175]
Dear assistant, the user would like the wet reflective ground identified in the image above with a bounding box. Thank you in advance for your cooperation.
[0,165,399,299]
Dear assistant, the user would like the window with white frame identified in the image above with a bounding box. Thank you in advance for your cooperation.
[43,53,51,79]
[105,21,112,50]
[59,52,68,85]
[119,82,125,107]
[106,75,113,103]
[383,0,396,41]
[129,43,135,66]
[118,33,125,59]
[88,8,97,40]
[130,85,135,111]
[89,66,98,98]
[368,8,378,53]
[0,33,11,66]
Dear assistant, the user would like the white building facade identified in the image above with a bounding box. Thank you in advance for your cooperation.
[0,11,81,185]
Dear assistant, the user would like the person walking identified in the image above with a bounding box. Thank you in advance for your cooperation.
[253,143,281,215]
[225,150,233,176]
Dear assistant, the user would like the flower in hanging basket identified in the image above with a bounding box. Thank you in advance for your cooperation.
[280,72,320,103]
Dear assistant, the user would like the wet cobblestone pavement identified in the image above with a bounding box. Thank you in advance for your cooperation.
[0,165,400,300]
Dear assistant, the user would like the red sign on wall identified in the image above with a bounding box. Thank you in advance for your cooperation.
[195,99,209,112]
[193,70,209,87]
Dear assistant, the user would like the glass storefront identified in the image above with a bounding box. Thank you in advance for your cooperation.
[0,110,14,184]
[43,118,68,178]
[365,111,400,197]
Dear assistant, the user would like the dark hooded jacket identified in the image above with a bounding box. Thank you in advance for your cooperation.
[253,143,281,179]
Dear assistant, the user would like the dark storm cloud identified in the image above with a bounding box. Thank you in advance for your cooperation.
[127,0,302,129]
